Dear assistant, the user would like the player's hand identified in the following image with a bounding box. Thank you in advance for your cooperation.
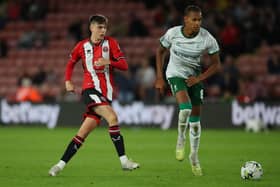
[155,78,166,95]
[65,81,75,92]
[185,76,200,87]
[95,58,110,66]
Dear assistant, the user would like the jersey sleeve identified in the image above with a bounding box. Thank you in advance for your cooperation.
[159,28,173,49]
[65,42,82,81]
[206,34,219,55]
[109,38,128,70]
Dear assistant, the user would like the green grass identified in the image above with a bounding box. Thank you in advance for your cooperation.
[0,126,279,187]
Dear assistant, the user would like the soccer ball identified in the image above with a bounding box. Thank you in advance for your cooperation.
[241,161,263,180]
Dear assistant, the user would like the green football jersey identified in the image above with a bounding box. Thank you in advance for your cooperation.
[160,26,219,79]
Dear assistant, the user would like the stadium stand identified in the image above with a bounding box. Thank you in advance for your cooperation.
[0,0,160,101]
[0,0,280,102]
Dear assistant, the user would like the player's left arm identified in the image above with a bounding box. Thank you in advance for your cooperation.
[95,38,128,70]
[186,52,221,87]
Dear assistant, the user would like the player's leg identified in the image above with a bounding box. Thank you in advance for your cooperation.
[188,106,202,176]
[49,117,99,176]
[94,105,139,170]
[175,91,192,161]
[188,83,203,176]
[168,77,192,161]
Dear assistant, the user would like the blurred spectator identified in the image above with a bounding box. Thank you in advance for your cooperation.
[0,16,6,30]
[153,4,167,27]
[15,78,43,103]
[0,1,7,29]
[128,13,149,37]
[207,84,223,100]
[45,66,59,85]
[16,64,59,103]
[30,0,47,20]
[142,0,161,9]
[17,28,37,49]
[221,72,239,101]
[232,0,253,22]
[164,3,182,28]
[0,38,8,58]
[219,18,241,56]
[41,65,60,102]
[257,7,278,45]
[223,55,239,77]
[267,50,280,74]
[40,82,60,102]
[32,66,46,86]
[18,23,49,49]
[108,15,128,38]
[221,55,239,100]
[68,19,83,42]
[202,54,239,100]
[202,13,220,37]
[135,58,156,102]
[237,76,267,103]
[115,71,135,103]
[1,0,280,101]
[34,23,49,48]
[7,0,21,21]
[17,70,32,86]
[20,0,31,20]
[21,0,48,21]
[205,72,224,98]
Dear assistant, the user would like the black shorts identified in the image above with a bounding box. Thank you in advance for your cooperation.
[81,88,111,123]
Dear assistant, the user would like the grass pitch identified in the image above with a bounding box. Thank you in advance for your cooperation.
[0,126,279,187]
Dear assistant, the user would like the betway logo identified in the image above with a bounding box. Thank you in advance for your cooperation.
[0,100,60,128]
[112,101,175,130]
[232,101,280,126]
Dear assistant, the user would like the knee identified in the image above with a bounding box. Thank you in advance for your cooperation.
[107,114,118,125]
[179,109,191,123]
[178,102,192,123]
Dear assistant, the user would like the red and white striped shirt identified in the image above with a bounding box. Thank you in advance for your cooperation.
[65,36,128,101]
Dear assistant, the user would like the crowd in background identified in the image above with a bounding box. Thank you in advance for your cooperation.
[0,0,280,104]
[146,0,280,56]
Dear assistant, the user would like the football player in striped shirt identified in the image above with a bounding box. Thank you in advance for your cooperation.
[49,15,139,176]
[155,5,221,176]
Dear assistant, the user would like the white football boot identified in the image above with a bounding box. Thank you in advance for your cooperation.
[48,164,63,176]
[121,159,140,170]
[176,137,186,161]
[189,153,203,176]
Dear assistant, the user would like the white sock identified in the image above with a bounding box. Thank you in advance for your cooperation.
[57,160,66,169]
[178,109,191,139]
[119,155,128,164]
[178,125,188,139]
[189,121,201,156]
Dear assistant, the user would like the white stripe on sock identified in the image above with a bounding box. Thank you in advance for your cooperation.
[119,155,128,164]
[57,160,66,169]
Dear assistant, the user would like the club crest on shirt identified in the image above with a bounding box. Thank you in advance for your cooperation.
[103,46,109,52]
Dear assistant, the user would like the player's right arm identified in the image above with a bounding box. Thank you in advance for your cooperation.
[155,44,168,95]
[155,28,172,95]
[65,42,82,92]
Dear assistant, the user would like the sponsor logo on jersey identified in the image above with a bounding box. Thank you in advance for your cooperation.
[103,46,108,52]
